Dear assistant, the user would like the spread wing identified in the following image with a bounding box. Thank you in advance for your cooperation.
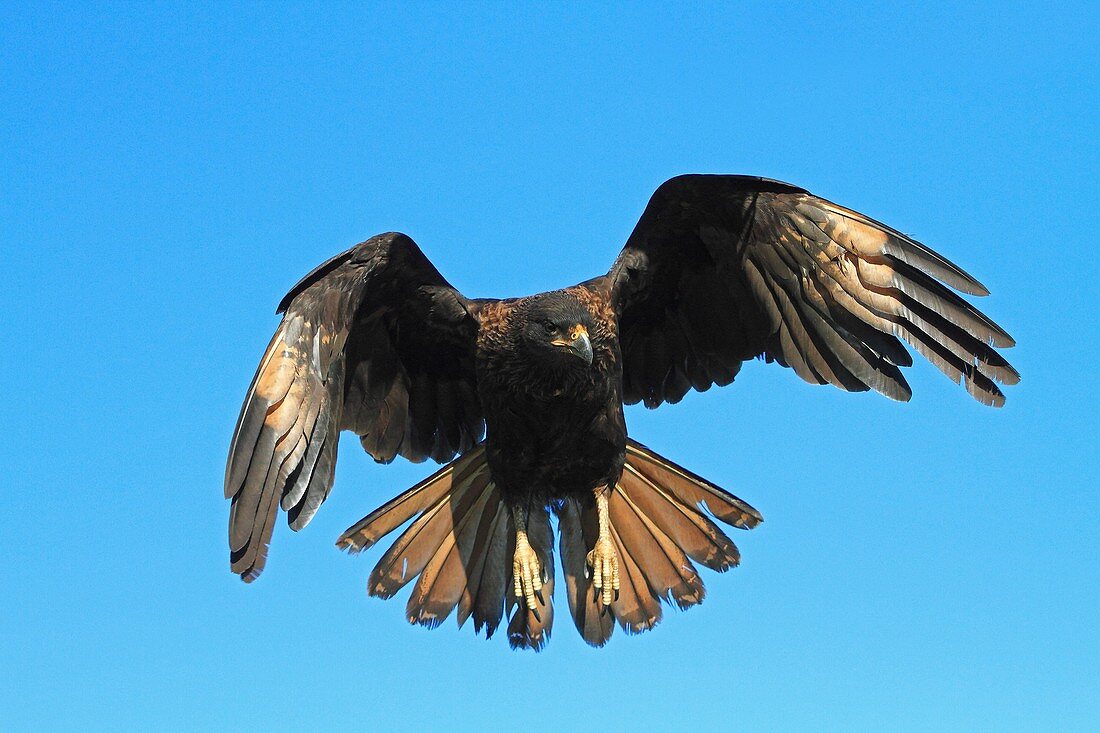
[225,232,484,581]
[602,175,1018,409]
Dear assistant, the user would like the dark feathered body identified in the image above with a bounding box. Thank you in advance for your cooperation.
[472,286,626,506]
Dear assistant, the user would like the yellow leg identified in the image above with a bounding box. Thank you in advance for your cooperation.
[511,504,543,611]
[586,489,619,606]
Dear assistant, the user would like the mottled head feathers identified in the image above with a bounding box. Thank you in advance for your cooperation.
[512,292,597,369]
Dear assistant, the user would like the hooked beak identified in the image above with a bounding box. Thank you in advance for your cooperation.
[552,325,593,365]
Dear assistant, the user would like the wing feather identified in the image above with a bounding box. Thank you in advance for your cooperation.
[604,175,1017,408]
[225,233,485,581]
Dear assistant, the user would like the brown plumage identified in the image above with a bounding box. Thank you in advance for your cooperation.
[226,174,1018,649]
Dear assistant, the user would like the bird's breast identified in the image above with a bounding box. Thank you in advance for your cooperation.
[478,376,626,502]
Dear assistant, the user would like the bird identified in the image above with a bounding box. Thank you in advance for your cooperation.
[225,174,1018,650]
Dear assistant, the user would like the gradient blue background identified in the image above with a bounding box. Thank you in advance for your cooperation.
[4,4,1097,731]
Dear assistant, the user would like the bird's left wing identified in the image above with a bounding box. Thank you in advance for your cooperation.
[600,175,1018,409]
[225,233,484,581]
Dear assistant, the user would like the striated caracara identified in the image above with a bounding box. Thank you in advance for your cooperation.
[225,174,1018,650]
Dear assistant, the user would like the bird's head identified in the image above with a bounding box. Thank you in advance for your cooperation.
[515,292,595,369]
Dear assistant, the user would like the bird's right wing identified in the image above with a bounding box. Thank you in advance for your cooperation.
[225,233,485,582]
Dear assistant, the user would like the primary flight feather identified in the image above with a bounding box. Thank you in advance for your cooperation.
[226,174,1018,649]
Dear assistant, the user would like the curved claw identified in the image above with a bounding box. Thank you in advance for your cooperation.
[512,529,544,613]
[587,535,619,607]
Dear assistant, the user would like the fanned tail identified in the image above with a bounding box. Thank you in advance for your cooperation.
[557,439,762,647]
[336,445,555,650]
[340,439,759,650]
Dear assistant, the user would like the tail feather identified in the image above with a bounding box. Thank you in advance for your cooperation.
[556,438,762,640]
[506,505,555,651]
[365,466,488,599]
[609,485,706,609]
[609,521,663,633]
[619,463,741,572]
[405,484,497,627]
[559,498,615,646]
[336,445,550,645]
[338,446,485,552]
[625,441,763,529]
[339,438,761,650]
[455,498,507,630]
[467,502,511,639]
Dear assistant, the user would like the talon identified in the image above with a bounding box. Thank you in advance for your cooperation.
[587,490,620,607]
[511,514,543,612]
[586,535,619,607]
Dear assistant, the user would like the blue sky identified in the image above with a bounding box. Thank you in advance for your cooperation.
[3,3,1098,731]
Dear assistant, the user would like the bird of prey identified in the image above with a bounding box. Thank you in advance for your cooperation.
[225,174,1017,650]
